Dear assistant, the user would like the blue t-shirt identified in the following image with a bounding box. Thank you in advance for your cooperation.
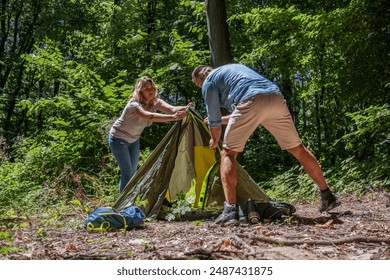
[202,64,280,127]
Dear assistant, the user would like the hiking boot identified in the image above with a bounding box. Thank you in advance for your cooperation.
[237,204,249,225]
[215,202,238,226]
[319,189,341,213]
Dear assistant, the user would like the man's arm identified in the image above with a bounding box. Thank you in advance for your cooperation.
[209,126,222,149]
[204,114,231,125]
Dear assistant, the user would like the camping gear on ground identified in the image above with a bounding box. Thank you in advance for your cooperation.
[84,206,145,231]
[255,200,296,221]
[247,198,260,224]
[113,108,270,219]
[238,199,295,224]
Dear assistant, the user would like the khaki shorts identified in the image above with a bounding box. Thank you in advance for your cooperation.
[223,94,302,152]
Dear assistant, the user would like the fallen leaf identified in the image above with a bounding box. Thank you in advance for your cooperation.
[264,231,277,237]
[349,224,358,232]
[219,239,233,251]
[315,219,335,229]
[66,243,78,252]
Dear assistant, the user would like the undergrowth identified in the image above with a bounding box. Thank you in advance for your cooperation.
[263,157,389,203]
[1,151,388,220]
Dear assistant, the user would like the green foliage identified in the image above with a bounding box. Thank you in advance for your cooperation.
[139,148,152,167]
[192,220,203,226]
[0,232,13,241]
[0,246,19,257]
[134,197,149,208]
[341,105,390,162]
[2,40,126,211]
[263,166,318,202]
[0,162,42,214]
[165,192,195,221]
[37,228,48,241]
[329,105,390,192]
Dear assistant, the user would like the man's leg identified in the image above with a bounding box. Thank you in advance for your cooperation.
[287,144,328,190]
[260,94,340,212]
[287,144,340,212]
[216,96,265,226]
[220,148,239,204]
[214,148,240,226]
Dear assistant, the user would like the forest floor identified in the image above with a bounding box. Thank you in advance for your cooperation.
[2,189,389,260]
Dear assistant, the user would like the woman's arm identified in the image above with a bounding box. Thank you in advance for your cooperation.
[158,99,193,114]
[133,105,186,122]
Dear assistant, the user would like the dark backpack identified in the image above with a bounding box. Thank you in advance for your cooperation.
[255,200,296,221]
[84,206,145,231]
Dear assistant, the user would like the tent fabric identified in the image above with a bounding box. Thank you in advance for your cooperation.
[113,108,269,218]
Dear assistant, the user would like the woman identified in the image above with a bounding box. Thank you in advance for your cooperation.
[109,76,191,193]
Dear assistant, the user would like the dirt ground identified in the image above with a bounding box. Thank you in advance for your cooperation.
[2,189,389,260]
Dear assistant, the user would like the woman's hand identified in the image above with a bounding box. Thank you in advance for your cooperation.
[185,102,194,109]
[173,110,187,120]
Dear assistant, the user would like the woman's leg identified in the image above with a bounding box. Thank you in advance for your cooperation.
[128,139,140,180]
[108,135,133,193]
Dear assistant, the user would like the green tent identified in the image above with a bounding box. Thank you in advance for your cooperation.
[113,108,269,218]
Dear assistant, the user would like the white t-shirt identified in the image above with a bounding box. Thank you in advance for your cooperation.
[109,99,161,143]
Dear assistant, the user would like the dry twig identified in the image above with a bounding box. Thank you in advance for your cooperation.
[239,234,390,246]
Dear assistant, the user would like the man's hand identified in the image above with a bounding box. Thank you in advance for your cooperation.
[209,126,222,149]
[209,138,218,149]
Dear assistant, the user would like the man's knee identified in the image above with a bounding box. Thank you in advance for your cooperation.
[221,148,239,160]
[287,144,306,158]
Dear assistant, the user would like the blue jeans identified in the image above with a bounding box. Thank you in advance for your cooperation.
[108,134,140,193]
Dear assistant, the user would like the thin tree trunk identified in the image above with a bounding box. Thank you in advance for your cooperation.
[205,0,232,67]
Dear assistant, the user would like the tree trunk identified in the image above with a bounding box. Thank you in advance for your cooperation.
[205,0,232,67]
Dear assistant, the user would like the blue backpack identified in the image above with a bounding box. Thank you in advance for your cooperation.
[84,206,146,231]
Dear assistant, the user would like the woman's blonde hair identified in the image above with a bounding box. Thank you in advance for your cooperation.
[130,76,159,107]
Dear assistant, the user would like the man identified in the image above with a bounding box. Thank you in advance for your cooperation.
[192,63,340,226]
